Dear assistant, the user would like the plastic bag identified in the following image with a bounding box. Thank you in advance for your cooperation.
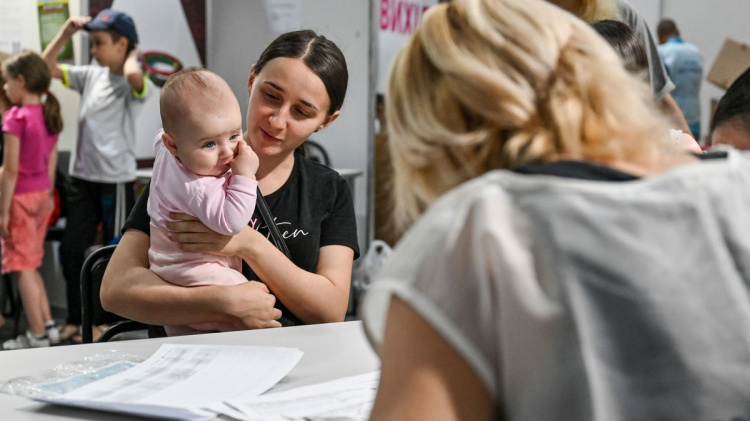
[351,240,393,310]
[0,349,144,398]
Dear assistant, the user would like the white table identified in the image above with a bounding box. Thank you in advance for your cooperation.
[0,321,379,420]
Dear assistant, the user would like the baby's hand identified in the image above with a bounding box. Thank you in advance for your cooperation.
[230,140,259,179]
[63,16,91,37]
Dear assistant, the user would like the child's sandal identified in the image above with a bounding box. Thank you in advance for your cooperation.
[58,324,79,342]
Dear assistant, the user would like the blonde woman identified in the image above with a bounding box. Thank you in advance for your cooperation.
[361,0,750,419]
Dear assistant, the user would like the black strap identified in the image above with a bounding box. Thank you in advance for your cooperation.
[256,187,291,258]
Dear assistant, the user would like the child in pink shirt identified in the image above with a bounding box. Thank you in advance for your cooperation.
[148,68,258,335]
[1,51,62,349]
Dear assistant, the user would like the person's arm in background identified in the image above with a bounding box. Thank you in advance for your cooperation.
[42,16,90,80]
[101,228,283,329]
[369,296,495,421]
[0,133,19,235]
[167,216,354,325]
[661,93,692,134]
[123,46,145,95]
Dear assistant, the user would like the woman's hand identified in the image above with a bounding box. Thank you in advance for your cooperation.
[167,212,253,257]
[103,229,280,329]
[220,281,283,329]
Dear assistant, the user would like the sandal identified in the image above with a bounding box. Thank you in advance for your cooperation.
[71,325,106,344]
[58,324,80,342]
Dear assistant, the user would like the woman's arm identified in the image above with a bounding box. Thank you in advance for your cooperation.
[244,232,354,324]
[101,229,283,329]
[168,215,354,324]
[0,133,19,235]
[369,296,495,421]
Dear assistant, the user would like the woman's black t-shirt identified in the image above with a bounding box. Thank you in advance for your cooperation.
[123,153,360,325]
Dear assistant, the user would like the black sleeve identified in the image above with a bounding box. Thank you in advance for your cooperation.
[122,182,151,235]
[320,176,360,259]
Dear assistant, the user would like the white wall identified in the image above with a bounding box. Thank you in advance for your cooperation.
[660,0,750,142]
[0,0,84,152]
[111,0,204,158]
[627,0,661,34]
[207,0,375,248]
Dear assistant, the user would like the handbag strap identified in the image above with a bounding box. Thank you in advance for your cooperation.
[256,187,292,258]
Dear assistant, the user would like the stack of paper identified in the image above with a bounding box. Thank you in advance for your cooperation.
[226,371,380,421]
[35,344,304,421]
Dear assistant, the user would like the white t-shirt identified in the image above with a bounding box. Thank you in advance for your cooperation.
[62,64,153,183]
[362,149,750,420]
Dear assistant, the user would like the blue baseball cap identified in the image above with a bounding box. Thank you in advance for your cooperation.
[84,9,138,44]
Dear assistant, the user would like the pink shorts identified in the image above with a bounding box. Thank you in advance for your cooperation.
[1,190,52,274]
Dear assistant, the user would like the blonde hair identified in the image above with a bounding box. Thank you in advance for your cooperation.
[574,0,619,22]
[387,0,673,230]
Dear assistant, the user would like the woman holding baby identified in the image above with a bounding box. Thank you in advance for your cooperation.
[101,30,359,331]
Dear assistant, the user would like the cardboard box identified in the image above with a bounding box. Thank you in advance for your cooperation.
[707,39,750,90]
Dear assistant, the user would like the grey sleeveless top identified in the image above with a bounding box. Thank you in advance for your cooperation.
[362,149,750,420]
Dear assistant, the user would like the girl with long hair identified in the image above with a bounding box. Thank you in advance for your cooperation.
[1,50,62,349]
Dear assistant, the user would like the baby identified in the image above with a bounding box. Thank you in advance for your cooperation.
[148,67,258,335]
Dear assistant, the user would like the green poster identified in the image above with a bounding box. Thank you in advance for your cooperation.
[38,1,71,60]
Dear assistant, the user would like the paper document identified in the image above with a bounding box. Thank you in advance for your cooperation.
[226,371,380,421]
[35,344,303,421]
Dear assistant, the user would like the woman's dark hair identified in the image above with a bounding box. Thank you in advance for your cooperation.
[592,20,649,77]
[2,50,63,134]
[710,67,750,141]
[255,30,348,115]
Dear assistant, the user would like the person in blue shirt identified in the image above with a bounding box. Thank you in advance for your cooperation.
[657,19,704,141]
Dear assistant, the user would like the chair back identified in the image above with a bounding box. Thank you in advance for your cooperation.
[80,245,149,343]
[303,139,331,167]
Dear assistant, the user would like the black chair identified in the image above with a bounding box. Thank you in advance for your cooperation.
[80,245,149,343]
[303,139,331,167]
[1,273,20,337]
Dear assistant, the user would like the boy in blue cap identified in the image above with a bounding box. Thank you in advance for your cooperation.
[42,9,154,342]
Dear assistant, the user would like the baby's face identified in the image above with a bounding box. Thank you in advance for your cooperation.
[170,98,244,177]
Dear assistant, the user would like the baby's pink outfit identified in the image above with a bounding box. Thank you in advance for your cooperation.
[147,130,257,335]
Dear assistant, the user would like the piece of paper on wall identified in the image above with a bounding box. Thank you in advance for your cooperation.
[38,0,73,60]
[377,0,438,94]
[264,0,301,33]
[0,0,28,54]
